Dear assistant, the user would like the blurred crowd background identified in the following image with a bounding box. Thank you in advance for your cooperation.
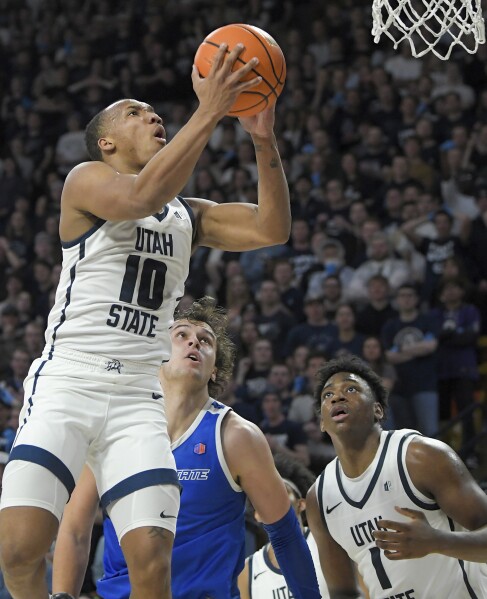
[1,0,487,504]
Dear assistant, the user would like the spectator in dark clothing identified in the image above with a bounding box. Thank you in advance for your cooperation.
[255,279,296,358]
[402,208,466,305]
[382,283,440,436]
[235,338,274,408]
[283,295,338,359]
[355,274,397,337]
[432,278,481,457]
[466,185,487,332]
[260,390,310,467]
[0,387,14,454]
[328,303,366,359]
[271,259,304,323]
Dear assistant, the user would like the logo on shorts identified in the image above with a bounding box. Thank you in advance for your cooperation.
[160,510,177,519]
[106,359,123,373]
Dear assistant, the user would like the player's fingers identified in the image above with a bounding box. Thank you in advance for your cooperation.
[376,519,407,531]
[235,75,262,94]
[383,549,404,560]
[209,43,229,75]
[220,43,245,75]
[395,506,423,519]
[372,530,398,542]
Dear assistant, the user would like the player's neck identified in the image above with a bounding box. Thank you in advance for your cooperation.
[165,385,209,443]
[333,427,382,479]
[106,155,142,175]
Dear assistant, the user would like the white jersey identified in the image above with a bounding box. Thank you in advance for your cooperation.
[45,197,193,365]
[316,429,486,599]
[247,529,329,599]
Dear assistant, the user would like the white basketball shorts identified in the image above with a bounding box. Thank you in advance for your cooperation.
[0,347,180,530]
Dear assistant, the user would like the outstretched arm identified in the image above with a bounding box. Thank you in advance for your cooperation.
[62,44,262,223]
[373,437,487,562]
[306,482,362,599]
[223,413,321,599]
[52,465,100,596]
[189,106,290,251]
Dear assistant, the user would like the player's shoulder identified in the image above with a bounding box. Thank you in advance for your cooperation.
[63,160,119,195]
[222,411,267,452]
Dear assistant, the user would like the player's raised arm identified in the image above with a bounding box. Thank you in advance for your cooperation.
[373,437,487,562]
[223,413,321,599]
[52,465,100,597]
[62,44,262,225]
[187,105,290,252]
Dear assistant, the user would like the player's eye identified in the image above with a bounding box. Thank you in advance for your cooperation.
[347,386,357,393]
[128,110,138,116]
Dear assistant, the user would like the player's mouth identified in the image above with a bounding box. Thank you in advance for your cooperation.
[186,351,201,363]
[153,125,166,144]
[330,405,349,422]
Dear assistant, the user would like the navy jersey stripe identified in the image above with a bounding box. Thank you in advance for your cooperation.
[8,444,76,496]
[178,197,196,241]
[61,218,106,249]
[337,431,394,509]
[48,241,85,359]
[100,468,180,509]
[397,432,439,511]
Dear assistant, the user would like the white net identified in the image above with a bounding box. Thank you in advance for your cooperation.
[372,0,486,60]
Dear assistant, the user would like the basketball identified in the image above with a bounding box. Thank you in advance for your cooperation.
[194,24,286,118]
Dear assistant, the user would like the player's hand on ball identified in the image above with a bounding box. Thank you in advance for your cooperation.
[192,44,262,120]
[239,105,276,139]
[373,506,440,559]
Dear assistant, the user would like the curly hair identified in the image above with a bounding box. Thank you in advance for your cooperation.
[314,355,389,422]
[175,296,236,398]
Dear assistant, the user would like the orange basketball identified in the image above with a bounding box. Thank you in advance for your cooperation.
[194,23,286,118]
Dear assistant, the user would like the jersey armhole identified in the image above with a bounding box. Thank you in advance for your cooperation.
[215,409,243,493]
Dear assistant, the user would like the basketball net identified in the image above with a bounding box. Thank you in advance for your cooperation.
[372,0,486,60]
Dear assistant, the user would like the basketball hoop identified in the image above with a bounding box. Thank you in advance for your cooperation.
[372,0,486,60]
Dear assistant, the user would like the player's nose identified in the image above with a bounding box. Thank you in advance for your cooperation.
[149,112,163,125]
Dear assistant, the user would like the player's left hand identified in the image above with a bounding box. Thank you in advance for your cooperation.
[373,506,440,559]
[238,104,275,139]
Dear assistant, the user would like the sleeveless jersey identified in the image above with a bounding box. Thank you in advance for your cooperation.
[316,429,484,599]
[247,529,329,599]
[98,399,247,599]
[44,197,193,365]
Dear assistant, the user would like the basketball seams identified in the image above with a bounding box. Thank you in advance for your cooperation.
[195,24,286,117]
[234,24,285,85]
[202,40,279,97]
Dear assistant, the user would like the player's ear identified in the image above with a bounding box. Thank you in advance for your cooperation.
[374,401,384,422]
[210,368,217,382]
[99,136,115,154]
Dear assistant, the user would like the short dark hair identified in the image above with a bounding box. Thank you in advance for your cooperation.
[85,109,108,161]
[273,453,316,499]
[175,296,236,398]
[314,356,389,421]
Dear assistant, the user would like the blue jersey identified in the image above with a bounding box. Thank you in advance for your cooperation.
[98,399,247,599]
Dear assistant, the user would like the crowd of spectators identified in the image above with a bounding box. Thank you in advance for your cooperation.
[1,0,487,488]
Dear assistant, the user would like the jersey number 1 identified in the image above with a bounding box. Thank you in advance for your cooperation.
[119,255,167,309]
[369,547,392,590]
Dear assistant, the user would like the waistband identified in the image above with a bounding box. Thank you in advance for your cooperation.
[46,347,161,377]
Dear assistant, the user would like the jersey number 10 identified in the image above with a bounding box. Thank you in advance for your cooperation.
[119,255,167,310]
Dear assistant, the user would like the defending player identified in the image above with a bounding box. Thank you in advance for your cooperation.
[238,453,329,599]
[52,298,321,599]
[306,356,487,599]
[0,44,291,599]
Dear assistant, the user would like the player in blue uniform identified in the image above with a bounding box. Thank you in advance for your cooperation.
[0,42,292,599]
[52,298,321,599]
